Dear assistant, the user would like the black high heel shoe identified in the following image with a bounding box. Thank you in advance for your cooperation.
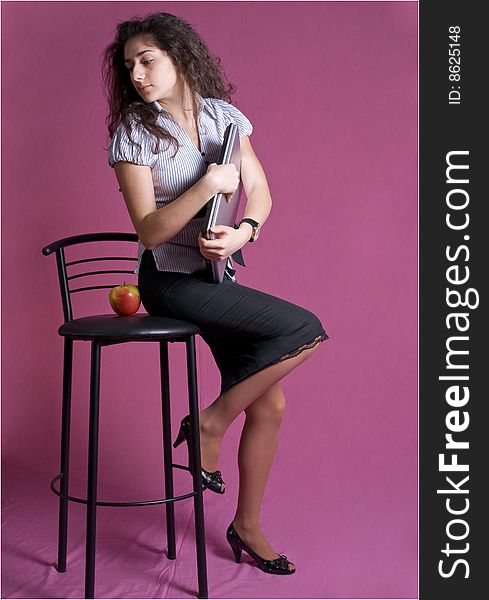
[226,522,296,575]
[173,415,226,494]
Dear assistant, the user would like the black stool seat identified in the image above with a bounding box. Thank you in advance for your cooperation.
[58,314,201,341]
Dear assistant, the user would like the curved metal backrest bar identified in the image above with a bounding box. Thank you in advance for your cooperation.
[42,232,138,256]
[70,284,137,294]
[67,256,137,267]
[68,269,137,281]
[66,256,137,267]
[41,232,139,323]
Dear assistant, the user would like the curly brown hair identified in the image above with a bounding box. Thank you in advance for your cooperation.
[102,12,236,158]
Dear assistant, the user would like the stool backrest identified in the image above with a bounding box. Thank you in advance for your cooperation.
[42,232,139,323]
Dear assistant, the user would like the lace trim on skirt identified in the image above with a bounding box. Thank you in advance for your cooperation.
[277,332,329,362]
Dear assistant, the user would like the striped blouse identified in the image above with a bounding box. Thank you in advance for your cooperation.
[108,94,253,278]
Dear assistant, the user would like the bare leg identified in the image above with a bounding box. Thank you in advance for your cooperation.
[232,381,295,570]
[199,340,321,491]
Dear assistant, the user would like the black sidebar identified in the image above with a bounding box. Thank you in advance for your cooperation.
[420,1,487,599]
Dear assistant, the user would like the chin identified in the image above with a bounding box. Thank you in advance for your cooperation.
[137,89,157,103]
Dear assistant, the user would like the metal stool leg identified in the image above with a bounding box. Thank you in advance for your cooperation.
[186,336,208,599]
[160,341,176,559]
[57,337,73,572]
[85,341,101,599]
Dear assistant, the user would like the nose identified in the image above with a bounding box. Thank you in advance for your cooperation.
[131,63,145,81]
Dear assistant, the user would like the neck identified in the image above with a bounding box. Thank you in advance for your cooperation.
[157,80,197,124]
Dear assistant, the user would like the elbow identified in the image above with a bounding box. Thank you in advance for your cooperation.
[138,213,174,250]
[138,215,159,251]
[137,229,157,251]
[140,239,156,251]
[139,232,169,251]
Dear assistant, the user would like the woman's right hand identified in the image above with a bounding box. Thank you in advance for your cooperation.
[204,163,240,202]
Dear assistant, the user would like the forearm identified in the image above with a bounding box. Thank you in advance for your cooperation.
[141,176,215,249]
[239,181,272,239]
[196,179,273,260]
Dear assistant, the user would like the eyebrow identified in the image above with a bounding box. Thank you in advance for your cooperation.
[124,49,154,65]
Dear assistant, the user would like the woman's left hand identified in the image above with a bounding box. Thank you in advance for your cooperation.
[197,225,251,262]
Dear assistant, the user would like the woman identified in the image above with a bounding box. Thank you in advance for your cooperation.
[103,12,328,576]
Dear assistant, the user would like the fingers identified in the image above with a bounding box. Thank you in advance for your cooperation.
[200,238,225,249]
[205,163,240,197]
[198,232,221,250]
[210,225,229,235]
[197,227,234,261]
[198,241,227,261]
[199,226,231,245]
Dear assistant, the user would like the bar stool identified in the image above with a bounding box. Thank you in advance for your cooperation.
[42,232,208,599]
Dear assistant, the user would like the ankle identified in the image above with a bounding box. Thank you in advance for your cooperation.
[233,518,261,534]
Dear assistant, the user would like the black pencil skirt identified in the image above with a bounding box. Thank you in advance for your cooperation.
[137,249,329,396]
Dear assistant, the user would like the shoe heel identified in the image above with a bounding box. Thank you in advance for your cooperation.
[227,534,242,563]
[173,424,186,449]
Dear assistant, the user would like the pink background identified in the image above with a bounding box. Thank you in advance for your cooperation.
[1,1,418,598]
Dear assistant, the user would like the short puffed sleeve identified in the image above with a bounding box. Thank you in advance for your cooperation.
[108,120,159,168]
[211,99,253,139]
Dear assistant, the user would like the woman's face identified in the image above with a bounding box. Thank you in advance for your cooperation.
[124,34,182,104]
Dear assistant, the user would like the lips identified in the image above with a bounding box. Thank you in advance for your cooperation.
[138,85,152,93]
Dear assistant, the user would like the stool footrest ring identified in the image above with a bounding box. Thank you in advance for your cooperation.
[50,465,207,507]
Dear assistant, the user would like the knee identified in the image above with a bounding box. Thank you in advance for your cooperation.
[300,310,326,354]
[303,309,325,336]
[245,383,286,422]
[268,391,286,421]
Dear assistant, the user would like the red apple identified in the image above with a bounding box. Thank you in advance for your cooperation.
[109,282,141,316]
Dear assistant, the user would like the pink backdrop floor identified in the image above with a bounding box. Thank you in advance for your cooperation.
[2,460,417,599]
